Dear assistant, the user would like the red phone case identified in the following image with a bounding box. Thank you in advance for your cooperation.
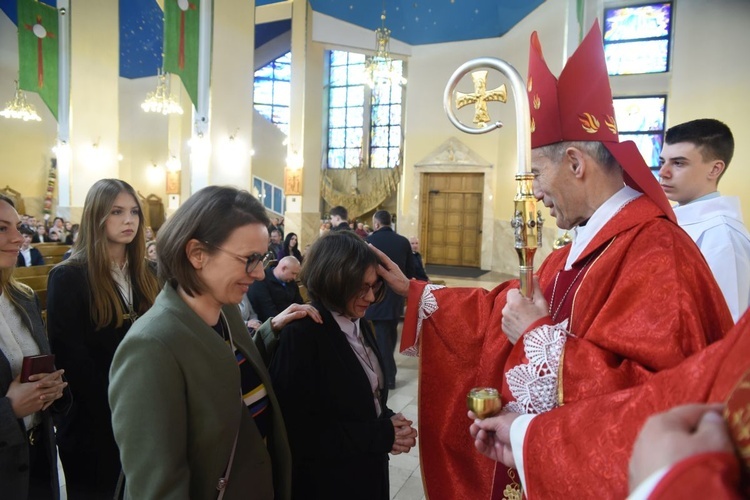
[21,354,56,382]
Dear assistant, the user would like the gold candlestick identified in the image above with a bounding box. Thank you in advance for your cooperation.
[467,387,502,419]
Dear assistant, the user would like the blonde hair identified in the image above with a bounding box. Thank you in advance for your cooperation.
[61,179,159,329]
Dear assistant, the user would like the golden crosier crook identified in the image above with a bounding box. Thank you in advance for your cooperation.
[444,58,542,298]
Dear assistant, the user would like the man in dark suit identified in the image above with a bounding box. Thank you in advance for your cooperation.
[329,205,351,231]
[16,224,45,266]
[248,256,304,321]
[365,210,415,389]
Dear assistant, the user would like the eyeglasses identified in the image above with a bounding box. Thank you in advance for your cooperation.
[359,279,383,299]
[204,242,274,274]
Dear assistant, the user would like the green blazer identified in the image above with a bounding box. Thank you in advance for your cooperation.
[109,283,291,500]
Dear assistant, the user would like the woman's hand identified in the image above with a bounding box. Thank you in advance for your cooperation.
[270,303,322,332]
[390,413,418,455]
[6,369,67,417]
[247,319,262,330]
[369,244,410,297]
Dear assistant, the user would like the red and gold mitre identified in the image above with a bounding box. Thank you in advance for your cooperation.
[526,20,675,222]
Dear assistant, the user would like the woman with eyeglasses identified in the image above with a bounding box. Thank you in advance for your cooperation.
[269,230,418,500]
[108,186,320,499]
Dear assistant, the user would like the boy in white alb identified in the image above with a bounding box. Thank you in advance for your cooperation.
[659,118,750,321]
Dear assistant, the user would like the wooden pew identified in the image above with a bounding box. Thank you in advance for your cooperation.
[15,262,55,313]
[14,263,54,279]
[35,244,71,265]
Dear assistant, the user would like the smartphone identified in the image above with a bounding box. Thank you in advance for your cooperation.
[21,354,56,383]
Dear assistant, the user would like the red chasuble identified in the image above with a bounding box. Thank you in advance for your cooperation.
[401,196,734,500]
[521,311,750,498]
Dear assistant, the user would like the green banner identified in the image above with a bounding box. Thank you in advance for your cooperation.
[164,0,200,108]
[17,0,59,120]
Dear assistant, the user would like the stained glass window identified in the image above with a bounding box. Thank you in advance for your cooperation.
[613,95,667,171]
[604,2,672,75]
[326,50,404,169]
[252,176,285,215]
[254,52,291,136]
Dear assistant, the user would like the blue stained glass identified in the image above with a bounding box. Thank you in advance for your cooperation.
[262,182,272,209]
[605,40,668,75]
[390,105,402,124]
[348,53,366,64]
[621,133,664,168]
[273,63,291,81]
[346,128,363,148]
[389,126,402,146]
[274,107,290,126]
[613,97,665,132]
[277,52,291,64]
[371,148,388,169]
[273,187,283,213]
[255,104,273,122]
[390,84,402,103]
[604,3,671,41]
[330,51,348,67]
[372,126,388,147]
[254,82,273,104]
[330,87,348,107]
[328,150,345,169]
[372,105,390,126]
[329,108,346,128]
[348,64,365,85]
[389,148,400,167]
[331,66,349,86]
[253,177,263,198]
[345,149,361,168]
[254,65,273,79]
[346,107,364,128]
[347,86,364,104]
[274,82,291,106]
[329,129,345,148]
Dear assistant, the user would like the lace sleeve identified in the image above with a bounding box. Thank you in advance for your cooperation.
[505,320,569,414]
[401,284,446,357]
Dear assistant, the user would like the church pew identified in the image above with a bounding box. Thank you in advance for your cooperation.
[15,275,49,291]
[35,244,71,265]
[14,263,55,279]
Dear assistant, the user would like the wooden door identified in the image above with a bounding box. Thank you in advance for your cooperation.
[420,173,483,267]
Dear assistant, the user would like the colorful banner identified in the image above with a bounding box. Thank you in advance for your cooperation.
[163,0,200,107]
[17,0,59,120]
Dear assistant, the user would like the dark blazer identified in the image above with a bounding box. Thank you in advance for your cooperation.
[46,263,143,496]
[0,286,71,500]
[30,234,47,244]
[413,252,429,281]
[15,248,44,267]
[330,222,351,232]
[269,305,395,500]
[365,227,415,321]
[248,266,304,322]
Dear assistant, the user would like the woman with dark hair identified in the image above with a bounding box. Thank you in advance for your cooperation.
[46,178,160,498]
[269,230,418,500]
[281,232,303,262]
[0,194,69,499]
[109,186,320,499]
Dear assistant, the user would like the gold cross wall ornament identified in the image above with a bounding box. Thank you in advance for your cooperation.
[455,70,507,126]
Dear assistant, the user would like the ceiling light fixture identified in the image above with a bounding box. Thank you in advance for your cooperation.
[0,80,41,122]
[364,3,406,91]
[141,69,183,115]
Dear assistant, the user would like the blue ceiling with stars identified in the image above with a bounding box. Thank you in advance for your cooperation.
[1,0,544,79]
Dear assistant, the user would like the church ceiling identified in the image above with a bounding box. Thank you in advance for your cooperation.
[0,0,544,79]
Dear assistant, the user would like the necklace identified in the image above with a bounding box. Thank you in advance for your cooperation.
[548,256,593,322]
[348,322,382,400]
[115,273,138,323]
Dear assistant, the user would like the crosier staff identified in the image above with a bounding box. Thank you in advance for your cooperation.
[444,58,543,298]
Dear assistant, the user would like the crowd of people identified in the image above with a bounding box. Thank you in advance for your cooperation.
[2,19,750,500]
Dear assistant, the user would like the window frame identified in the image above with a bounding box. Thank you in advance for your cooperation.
[613,94,668,172]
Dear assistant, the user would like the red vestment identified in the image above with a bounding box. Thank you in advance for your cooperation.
[521,311,750,498]
[401,196,733,500]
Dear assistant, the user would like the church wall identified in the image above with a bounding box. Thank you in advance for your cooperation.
[0,10,59,219]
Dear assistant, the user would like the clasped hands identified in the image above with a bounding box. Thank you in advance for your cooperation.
[8,369,67,417]
[391,413,418,455]
[501,277,548,344]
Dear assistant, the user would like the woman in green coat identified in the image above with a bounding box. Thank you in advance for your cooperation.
[109,186,320,499]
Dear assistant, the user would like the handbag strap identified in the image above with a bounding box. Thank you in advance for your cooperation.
[217,311,244,499]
